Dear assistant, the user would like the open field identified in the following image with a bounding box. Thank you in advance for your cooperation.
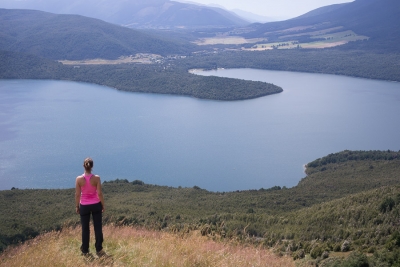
[299,41,348,49]
[0,226,295,267]
[278,26,344,39]
[59,54,163,65]
[311,30,369,41]
[194,36,266,45]
[245,30,369,50]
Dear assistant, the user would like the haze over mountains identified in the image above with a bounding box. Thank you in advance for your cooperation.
[230,9,277,23]
[0,0,248,29]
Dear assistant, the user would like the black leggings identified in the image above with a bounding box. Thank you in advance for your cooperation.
[79,202,103,253]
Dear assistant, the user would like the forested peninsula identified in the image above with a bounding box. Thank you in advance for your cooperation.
[2,48,400,103]
[0,51,282,101]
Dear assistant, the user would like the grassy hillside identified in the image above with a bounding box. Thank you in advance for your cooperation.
[0,226,294,267]
[1,150,400,266]
[0,9,193,60]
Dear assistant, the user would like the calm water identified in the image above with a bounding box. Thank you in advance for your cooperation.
[1,69,399,191]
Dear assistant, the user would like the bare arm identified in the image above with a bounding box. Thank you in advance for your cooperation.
[75,177,82,214]
[96,176,105,213]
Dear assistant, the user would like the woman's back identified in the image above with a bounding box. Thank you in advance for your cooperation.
[80,174,100,205]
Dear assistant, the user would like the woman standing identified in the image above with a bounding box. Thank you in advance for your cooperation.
[75,157,106,257]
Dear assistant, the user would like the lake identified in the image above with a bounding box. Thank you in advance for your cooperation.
[1,69,400,191]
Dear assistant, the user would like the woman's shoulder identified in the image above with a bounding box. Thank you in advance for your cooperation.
[91,174,101,184]
[91,174,101,187]
[75,175,85,186]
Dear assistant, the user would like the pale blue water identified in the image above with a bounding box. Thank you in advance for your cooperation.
[1,69,399,191]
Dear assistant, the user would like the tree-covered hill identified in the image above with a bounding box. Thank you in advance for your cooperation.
[0,9,194,60]
[1,150,400,265]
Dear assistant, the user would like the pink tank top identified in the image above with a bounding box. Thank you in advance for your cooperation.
[80,174,100,205]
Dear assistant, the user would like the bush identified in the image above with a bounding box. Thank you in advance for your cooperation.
[343,251,369,267]
[321,251,369,267]
[380,197,395,213]
[342,240,351,252]
[311,244,324,259]
[333,244,341,252]
[293,249,305,260]
[322,251,330,259]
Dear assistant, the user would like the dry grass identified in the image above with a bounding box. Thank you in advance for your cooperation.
[0,225,295,267]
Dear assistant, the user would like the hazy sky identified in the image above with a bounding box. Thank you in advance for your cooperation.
[179,0,354,20]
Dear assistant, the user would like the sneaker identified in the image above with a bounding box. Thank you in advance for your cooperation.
[97,250,112,259]
[97,250,113,264]
[96,250,107,257]
[82,252,95,262]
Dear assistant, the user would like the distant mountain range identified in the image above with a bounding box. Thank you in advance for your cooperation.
[240,0,400,51]
[0,0,248,29]
[0,9,193,60]
[1,0,399,61]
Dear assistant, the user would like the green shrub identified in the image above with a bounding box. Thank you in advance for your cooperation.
[343,251,369,267]
[310,244,324,259]
[380,197,395,213]
[132,180,145,185]
[293,249,305,260]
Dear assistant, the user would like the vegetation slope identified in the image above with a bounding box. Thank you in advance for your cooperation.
[1,150,400,266]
